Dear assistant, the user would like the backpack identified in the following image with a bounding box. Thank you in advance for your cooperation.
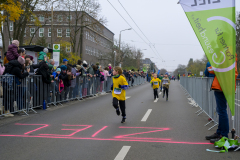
[0,64,5,75]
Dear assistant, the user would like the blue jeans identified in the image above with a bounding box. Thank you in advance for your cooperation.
[214,91,229,138]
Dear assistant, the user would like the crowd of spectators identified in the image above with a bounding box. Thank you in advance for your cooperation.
[0,40,147,117]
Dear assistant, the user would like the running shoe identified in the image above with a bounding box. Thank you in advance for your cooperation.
[121,118,126,123]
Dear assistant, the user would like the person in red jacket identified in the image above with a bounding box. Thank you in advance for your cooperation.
[205,55,238,143]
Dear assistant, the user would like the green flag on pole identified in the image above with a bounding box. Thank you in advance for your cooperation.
[179,0,236,116]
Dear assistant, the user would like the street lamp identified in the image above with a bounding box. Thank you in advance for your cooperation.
[118,28,131,67]
[51,0,58,48]
[119,28,132,51]
[114,51,116,67]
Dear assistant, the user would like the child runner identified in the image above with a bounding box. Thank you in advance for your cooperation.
[111,66,129,123]
[162,72,170,101]
[150,73,161,102]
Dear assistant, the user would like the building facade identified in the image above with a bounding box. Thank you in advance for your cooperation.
[2,11,114,65]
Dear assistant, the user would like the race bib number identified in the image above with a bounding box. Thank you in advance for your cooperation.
[154,81,158,85]
[114,88,122,95]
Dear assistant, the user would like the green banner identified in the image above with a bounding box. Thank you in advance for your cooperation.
[180,0,236,115]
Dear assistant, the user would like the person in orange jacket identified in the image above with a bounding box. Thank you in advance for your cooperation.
[205,55,238,143]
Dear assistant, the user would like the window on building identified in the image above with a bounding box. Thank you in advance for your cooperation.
[57,29,62,37]
[86,31,89,40]
[48,16,52,22]
[48,43,51,48]
[67,15,72,21]
[48,28,51,37]
[57,15,63,22]
[30,28,35,37]
[24,28,26,37]
[66,45,71,52]
[9,22,13,31]
[39,28,44,37]
[39,15,44,22]
[30,15,35,22]
[66,28,70,37]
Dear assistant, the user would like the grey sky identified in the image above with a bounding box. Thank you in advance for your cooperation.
[100,0,240,71]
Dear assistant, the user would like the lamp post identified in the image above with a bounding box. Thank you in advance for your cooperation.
[51,0,58,48]
[118,28,131,67]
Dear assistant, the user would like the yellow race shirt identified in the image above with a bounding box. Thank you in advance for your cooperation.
[150,78,161,89]
[112,75,129,101]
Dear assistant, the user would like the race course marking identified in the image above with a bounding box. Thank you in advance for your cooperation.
[114,146,131,160]
[141,109,152,122]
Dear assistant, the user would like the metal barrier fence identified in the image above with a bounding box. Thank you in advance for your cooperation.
[180,77,240,151]
[0,75,146,117]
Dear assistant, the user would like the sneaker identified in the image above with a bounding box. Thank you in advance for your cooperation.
[116,108,120,116]
[166,98,168,101]
[163,94,165,98]
[210,137,221,143]
[121,118,126,123]
[205,133,219,140]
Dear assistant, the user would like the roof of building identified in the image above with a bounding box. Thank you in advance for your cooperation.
[19,45,53,53]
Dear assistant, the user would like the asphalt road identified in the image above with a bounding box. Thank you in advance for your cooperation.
[0,81,239,160]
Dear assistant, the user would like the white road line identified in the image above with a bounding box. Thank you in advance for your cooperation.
[114,146,131,160]
[141,109,152,122]
[126,96,131,99]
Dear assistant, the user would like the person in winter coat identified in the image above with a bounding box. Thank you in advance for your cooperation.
[161,72,170,101]
[36,61,52,84]
[3,56,30,116]
[80,63,88,97]
[6,40,20,61]
[60,65,72,101]
[205,54,238,143]
[38,48,48,62]
[204,62,215,78]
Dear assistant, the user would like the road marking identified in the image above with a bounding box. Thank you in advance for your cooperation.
[141,109,152,122]
[126,96,131,100]
[114,146,131,160]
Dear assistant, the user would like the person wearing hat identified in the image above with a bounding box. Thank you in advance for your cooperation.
[2,56,30,117]
[6,40,20,61]
[63,59,68,66]
[38,48,48,62]
[161,72,170,101]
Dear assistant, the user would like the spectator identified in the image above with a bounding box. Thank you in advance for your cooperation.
[38,48,48,62]
[25,55,41,73]
[99,68,105,93]
[80,63,88,97]
[60,65,71,101]
[18,48,26,58]
[36,59,52,84]
[3,52,9,65]
[77,60,82,65]
[49,59,55,67]
[3,56,29,116]
[205,56,238,143]
[6,40,20,61]
[204,62,215,78]
[63,59,68,66]
[108,64,112,75]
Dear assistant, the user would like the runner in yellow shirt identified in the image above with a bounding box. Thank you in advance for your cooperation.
[150,73,161,102]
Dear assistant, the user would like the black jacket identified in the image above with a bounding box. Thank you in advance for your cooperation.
[36,62,51,84]
[61,71,71,87]
[4,60,29,79]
